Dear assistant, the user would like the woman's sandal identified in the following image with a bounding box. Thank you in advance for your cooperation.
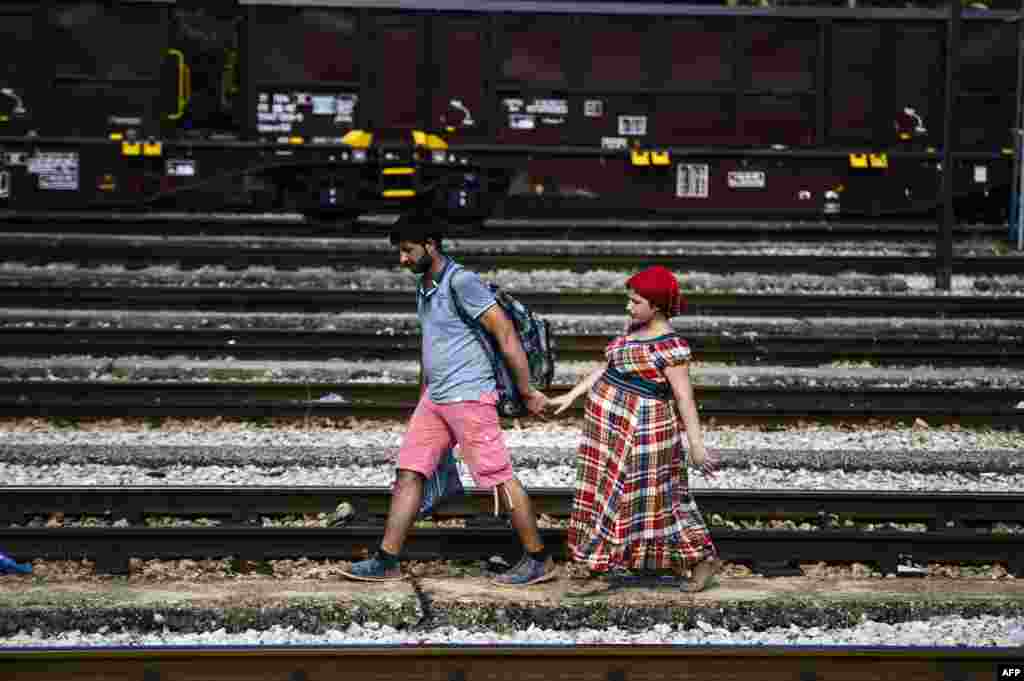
[685,558,722,593]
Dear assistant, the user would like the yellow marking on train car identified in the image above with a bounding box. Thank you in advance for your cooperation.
[122,142,141,157]
[0,115,8,123]
[899,132,911,140]
[166,49,191,121]
[412,130,427,146]
[424,133,448,150]
[631,150,651,166]
[848,153,868,168]
[143,142,163,157]
[342,129,373,149]
[382,189,416,198]
[868,153,888,169]
[651,151,670,166]
[1003,148,1015,155]
[382,167,415,175]
[288,136,304,145]
[109,132,124,141]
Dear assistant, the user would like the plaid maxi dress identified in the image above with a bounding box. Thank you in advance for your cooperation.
[568,333,717,573]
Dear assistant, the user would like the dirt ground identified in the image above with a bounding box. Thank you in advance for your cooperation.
[1,572,1020,610]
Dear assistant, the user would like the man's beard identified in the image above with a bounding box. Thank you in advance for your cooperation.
[411,252,432,274]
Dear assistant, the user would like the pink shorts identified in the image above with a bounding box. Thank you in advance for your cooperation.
[397,390,514,489]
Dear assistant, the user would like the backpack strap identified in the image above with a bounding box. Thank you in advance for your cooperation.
[446,264,474,328]
[447,265,502,377]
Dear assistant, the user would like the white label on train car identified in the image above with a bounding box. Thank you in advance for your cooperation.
[509,114,535,130]
[28,152,78,191]
[526,99,568,115]
[584,100,604,117]
[0,170,9,199]
[974,165,987,183]
[618,115,647,136]
[166,159,196,177]
[601,137,627,150]
[677,164,709,199]
[727,170,765,189]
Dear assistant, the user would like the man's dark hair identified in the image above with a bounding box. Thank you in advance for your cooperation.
[388,217,444,252]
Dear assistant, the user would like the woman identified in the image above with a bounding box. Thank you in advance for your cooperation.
[547,265,721,593]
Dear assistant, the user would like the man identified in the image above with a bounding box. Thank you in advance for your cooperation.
[340,221,558,587]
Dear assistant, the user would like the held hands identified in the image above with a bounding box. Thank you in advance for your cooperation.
[524,389,549,417]
[546,392,576,416]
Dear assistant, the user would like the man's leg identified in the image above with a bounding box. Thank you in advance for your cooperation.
[444,395,557,586]
[381,469,425,555]
[341,393,450,582]
[496,477,543,553]
[489,476,558,585]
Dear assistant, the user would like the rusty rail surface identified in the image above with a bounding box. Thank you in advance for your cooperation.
[1,644,1022,681]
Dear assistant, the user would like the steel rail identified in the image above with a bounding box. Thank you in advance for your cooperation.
[5,487,1021,532]
[1,238,1021,275]
[0,381,1021,422]
[1,523,1021,576]
[2,645,1021,681]
[2,286,1023,317]
[0,211,1009,238]
[2,327,1022,366]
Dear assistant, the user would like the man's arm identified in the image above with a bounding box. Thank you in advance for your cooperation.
[478,303,547,415]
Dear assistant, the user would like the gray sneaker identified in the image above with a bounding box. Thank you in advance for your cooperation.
[491,555,558,587]
[340,556,406,582]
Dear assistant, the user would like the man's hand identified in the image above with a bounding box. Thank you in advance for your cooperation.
[524,389,548,417]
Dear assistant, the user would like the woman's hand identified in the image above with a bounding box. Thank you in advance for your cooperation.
[546,393,576,416]
[689,447,719,479]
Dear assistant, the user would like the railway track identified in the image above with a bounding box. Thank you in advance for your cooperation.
[1,233,1019,276]
[2,326,1022,366]
[4,487,1022,576]
[2,286,1023,318]
[7,487,1020,531]
[2,645,1020,681]
[0,211,1008,239]
[1,380,1021,423]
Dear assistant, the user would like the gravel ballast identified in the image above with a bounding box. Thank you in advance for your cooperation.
[4,356,1024,392]
[2,421,1020,488]
[1,574,1023,647]
[2,441,1023,473]
[2,615,1022,648]
[5,263,1024,297]
[3,309,1020,342]
[3,232,1021,259]
[4,460,1023,492]
[1,423,1020,468]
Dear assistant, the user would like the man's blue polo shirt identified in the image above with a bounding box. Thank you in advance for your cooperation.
[417,257,498,403]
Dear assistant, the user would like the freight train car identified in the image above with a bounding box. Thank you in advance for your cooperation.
[0,0,1019,224]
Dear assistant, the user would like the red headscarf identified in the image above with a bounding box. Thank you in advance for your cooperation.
[626,266,686,318]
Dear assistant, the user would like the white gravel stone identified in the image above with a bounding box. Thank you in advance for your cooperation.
[3,460,1024,492]
[9,232,1019,259]
[1,615,1022,648]
[4,262,1024,297]
[3,425,1019,453]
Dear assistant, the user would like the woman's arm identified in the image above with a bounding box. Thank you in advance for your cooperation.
[549,365,606,414]
[663,363,709,468]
